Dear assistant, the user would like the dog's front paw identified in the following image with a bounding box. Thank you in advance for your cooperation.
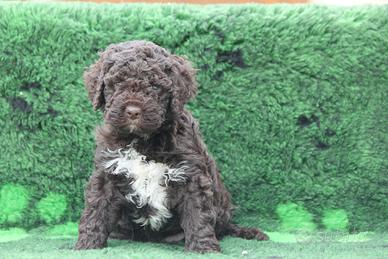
[185,238,221,253]
[74,238,107,250]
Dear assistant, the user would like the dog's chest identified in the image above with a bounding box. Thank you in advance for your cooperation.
[104,147,186,230]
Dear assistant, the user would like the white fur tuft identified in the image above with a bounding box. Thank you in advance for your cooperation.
[104,146,187,230]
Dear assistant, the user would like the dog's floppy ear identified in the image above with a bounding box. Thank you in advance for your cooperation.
[169,55,198,117]
[84,50,116,111]
[84,58,106,110]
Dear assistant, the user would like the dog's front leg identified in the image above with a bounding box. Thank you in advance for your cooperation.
[179,173,221,253]
[75,171,122,250]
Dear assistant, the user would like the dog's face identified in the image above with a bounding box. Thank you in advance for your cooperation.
[102,74,169,137]
[84,41,197,137]
[101,55,173,137]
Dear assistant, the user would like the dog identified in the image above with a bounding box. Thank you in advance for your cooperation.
[75,40,268,253]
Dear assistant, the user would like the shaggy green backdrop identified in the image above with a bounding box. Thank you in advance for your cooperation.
[0,3,387,232]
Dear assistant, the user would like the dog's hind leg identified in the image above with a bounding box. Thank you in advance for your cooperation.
[224,223,269,241]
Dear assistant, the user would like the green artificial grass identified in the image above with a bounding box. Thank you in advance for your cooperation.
[0,228,388,259]
[0,2,387,234]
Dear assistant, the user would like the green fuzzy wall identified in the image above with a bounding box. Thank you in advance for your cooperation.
[0,3,387,232]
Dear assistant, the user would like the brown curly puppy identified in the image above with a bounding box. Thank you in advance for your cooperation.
[75,40,268,253]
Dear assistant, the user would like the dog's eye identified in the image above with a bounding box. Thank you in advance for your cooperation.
[152,85,161,91]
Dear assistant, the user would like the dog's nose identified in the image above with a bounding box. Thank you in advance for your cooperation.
[126,105,141,120]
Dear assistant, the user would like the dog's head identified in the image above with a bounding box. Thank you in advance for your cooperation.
[84,40,197,137]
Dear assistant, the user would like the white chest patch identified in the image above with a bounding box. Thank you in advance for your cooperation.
[103,146,187,230]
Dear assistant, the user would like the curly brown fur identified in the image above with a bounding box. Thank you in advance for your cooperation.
[75,40,268,253]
